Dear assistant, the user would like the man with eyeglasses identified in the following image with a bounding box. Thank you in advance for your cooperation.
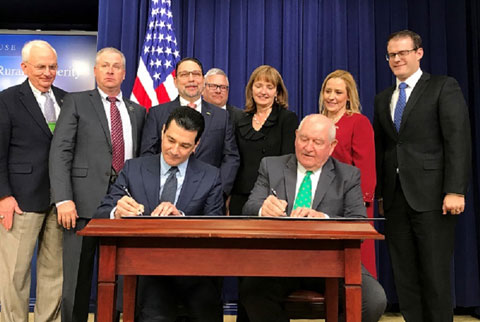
[49,47,145,322]
[374,30,471,322]
[0,40,66,322]
[203,68,242,124]
[141,58,240,199]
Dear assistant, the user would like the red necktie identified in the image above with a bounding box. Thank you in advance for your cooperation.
[187,102,197,109]
[108,96,125,173]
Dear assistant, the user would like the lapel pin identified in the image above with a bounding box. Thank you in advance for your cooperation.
[206,111,211,116]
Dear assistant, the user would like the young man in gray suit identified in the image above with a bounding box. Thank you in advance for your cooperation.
[240,114,386,322]
[0,40,66,322]
[374,30,471,322]
[49,47,146,322]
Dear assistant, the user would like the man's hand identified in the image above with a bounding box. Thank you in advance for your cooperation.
[115,196,145,218]
[260,195,288,217]
[377,199,384,216]
[152,202,181,217]
[442,193,465,215]
[225,195,231,216]
[291,207,326,218]
[57,201,79,229]
[0,196,23,231]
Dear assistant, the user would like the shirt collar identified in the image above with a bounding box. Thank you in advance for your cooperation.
[179,96,202,108]
[396,68,422,89]
[297,161,322,176]
[28,80,50,96]
[160,153,188,177]
[97,87,123,102]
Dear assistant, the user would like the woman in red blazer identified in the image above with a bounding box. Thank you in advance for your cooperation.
[319,69,377,277]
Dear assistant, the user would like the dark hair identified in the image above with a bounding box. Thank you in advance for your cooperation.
[387,30,422,49]
[175,57,204,76]
[164,107,205,143]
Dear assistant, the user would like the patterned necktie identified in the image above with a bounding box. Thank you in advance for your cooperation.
[160,166,179,203]
[394,82,407,132]
[43,92,56,132]
[187,102,197,109]
[108,96,125,173]
[293,171,313,210]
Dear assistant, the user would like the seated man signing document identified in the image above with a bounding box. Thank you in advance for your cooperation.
[96,106,224,322]
[240,114,386,322]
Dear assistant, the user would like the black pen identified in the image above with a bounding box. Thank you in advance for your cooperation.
[122,185,133,198]
[270,188,278,197]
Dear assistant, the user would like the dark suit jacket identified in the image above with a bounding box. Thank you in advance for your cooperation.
[141,97,240,195]
[95,154,223,218]
[242,154,366,218]
[374,72,471,212]
[0,80,66,211]
[231,104,298,196]
[226,103,243,125]
[49,89,146,219]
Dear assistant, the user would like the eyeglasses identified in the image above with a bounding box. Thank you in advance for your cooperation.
[205,83,229,92]
[177,71,203,79]
[385,48,417,61]
[25,62,58,73]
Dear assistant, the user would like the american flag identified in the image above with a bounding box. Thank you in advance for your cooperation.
[131,0,180,109]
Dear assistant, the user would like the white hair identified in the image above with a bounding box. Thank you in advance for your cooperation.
[204,68,229,85]
[96,47,126,68]
[21,40,57,63]
[298,114,336,142]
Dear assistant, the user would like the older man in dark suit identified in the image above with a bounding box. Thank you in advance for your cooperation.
[141,57,240,197]
[374,30,471,322]
[240,114,386,322]
[0,40,66,322]
[96,107,224,322]
[49,47,145,322]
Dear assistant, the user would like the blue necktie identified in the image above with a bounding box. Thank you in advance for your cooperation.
[394,82,407,132]
[160,166,178,204]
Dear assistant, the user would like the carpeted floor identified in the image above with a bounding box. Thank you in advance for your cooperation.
[22,311,479,321]
[77,312,478,321]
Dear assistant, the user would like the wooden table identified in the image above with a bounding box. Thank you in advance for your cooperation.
[78,218,383,322]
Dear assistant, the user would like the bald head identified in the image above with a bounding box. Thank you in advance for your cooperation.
[295,114,337,171]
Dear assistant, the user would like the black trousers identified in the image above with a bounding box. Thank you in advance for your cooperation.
[385,183,457,322]
[136,276,223,322]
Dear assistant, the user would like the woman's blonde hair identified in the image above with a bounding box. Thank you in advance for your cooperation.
[245,65,288,113]
[319,69,361,116]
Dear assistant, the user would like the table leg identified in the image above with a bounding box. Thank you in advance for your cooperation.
[97,243,117,322]
[344,242,362,322]
[345,285,361,322]
[123,275,137,322]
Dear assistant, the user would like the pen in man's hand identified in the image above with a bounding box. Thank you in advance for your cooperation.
[122,185,133,198]
[270,188,278,197]
[121,185,144,215]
